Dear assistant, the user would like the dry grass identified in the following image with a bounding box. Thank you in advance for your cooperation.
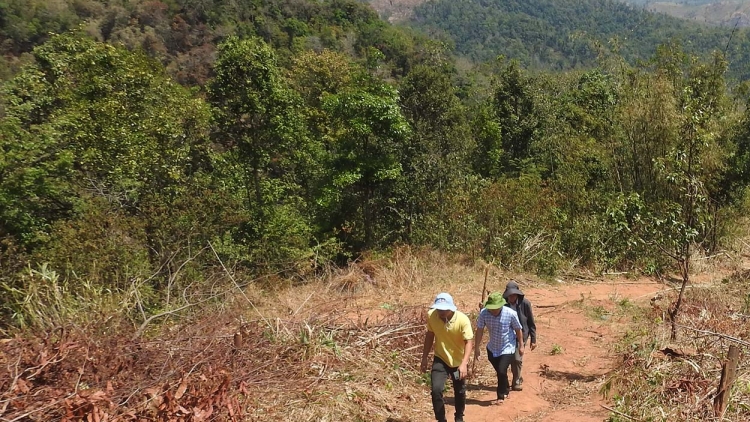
[0,246,495,421]
[5,242,748,421]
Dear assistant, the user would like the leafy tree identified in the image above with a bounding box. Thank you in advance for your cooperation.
[288,49,413,252]
[288,49,355,145]
[491,60,540,176]
[208,36,315,267]
[398,64,472,241]
[320,79,411,249]
[652,53,729,339]
[0,33,211,243]
[470,102,504,179]
[0,32,214,288]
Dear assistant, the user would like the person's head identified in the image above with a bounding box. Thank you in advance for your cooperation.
[483,291,506,316]
[430,292,457,321]
[503,280,524,304]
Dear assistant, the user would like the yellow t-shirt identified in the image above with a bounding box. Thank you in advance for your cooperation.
[427,309,474,367]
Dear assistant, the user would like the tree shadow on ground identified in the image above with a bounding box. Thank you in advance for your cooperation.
[444,393,494,407]
[540,368,603,382]
[464,397,494,407]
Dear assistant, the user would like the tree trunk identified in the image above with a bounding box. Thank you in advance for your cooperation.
[713,345,741,419]
[669,254,690,341]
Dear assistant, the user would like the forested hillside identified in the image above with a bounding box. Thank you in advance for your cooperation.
[408,0,750,78]
[2,0,750,335]
[626,0,750,27]
[0,0,424,84]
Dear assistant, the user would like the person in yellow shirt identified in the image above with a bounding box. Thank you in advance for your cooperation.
[420,293,474,422]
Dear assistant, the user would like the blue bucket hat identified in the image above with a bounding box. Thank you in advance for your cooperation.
[430,292,457,311]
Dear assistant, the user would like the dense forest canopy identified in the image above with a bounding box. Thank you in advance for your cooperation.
[2,0,750,332]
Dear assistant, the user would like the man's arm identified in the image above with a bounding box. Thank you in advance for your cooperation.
[514,328,524,356]
[420,331,435,372]
[459,338,474,379]
[525,299,537,349]
[473,327,484,358]
[511,313,524,356]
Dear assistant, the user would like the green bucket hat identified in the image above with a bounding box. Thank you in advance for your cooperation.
[484,292,506,310]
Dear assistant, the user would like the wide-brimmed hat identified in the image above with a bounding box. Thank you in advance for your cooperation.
[430,292,457,311]
[484,292,506,310]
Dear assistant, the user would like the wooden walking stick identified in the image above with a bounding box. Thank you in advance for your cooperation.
[481,264,489,304]
[471,264,490,378]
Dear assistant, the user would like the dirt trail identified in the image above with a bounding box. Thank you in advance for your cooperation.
[420,279,668,422]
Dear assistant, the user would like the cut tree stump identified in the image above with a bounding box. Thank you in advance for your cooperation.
[713,344,741,419]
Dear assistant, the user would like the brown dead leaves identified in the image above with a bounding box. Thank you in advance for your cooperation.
[1,302,427,421]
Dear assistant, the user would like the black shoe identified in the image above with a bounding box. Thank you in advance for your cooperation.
[512,384,523,391]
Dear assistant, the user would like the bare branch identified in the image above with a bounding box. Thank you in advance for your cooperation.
[207,241,274,333]
[674,324,750,348]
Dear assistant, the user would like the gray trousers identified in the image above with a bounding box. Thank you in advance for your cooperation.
[511,344,523,386]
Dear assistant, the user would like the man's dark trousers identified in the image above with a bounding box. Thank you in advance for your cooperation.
[487,348,514,400]
[431,357,465,422]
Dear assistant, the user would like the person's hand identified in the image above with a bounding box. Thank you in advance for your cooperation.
[530,342,537,351]
[458,363,468,380]
[420,356,429,373]
[474,348,481,360]
[518,346,525,357]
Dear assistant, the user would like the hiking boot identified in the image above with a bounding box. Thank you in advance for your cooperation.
[511,384,523,391]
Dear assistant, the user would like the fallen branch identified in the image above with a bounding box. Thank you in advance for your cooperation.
[634,284,708,300]
[600,404,640,421]
[131,297,213,341]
